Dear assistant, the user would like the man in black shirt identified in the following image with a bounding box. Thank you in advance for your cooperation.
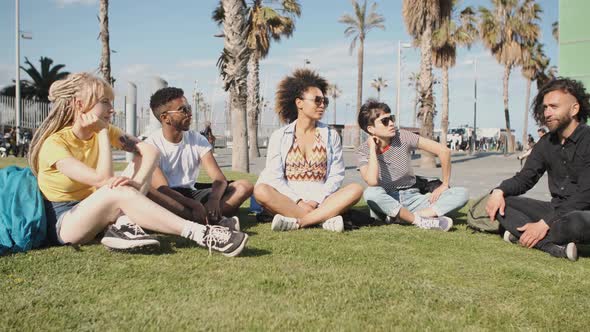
[486,78,590,261]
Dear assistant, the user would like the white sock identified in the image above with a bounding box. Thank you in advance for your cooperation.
[115,215,132,226]
[181,221,207,245]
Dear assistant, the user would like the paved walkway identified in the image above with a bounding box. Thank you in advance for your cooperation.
[211,148,550,201]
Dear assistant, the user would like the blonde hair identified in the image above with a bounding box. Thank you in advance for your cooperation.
[28,72,114,175]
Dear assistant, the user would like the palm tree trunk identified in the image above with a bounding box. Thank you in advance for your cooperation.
[230,88,249,172]
[99,0,112,85]
[377,88,381,101]
[440,65,449,147]
[418,20,436,168]
[222,0,249,172]
[354,37,365,146]
[247,54,261,159]
[522,78,531,147]
[503,64,514,153]
[412,89,418,128]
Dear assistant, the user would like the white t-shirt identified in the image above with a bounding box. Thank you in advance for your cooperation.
[145,129,212,188]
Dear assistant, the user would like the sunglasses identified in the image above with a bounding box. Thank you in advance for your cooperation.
[378,114,396,126]
[302,96,329,107]
[163,105,192,116]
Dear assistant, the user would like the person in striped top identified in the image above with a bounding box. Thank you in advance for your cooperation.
[357,99,468,231]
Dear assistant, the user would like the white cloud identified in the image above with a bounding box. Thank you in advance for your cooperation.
[177,59,217,69]
[54,0,96,7]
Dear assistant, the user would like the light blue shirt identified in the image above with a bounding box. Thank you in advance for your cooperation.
[256,120,345,204]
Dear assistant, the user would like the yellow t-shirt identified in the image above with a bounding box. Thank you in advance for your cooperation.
[37,125,124,202]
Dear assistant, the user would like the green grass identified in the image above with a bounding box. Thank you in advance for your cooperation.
[2,158,590,330]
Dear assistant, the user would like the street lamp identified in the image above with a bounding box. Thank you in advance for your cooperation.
[15,0,32,140]
[465,58,478,154]
[395,41,412,129]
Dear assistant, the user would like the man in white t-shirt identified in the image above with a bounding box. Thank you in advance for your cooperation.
[145,87,253,231]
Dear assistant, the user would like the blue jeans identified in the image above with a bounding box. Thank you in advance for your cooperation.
[363,186,469,221]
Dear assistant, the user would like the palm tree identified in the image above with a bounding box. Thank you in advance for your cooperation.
[432,4,477,147]
[370,77,388,100]
[327,84,342,124]
[216,0,251,172]
[407,72,420,128]
[552,21,559,42]
[521,42,549,145]
[402,0,451,168]
[0,57,70,101]
[245,0,301,159]
[99,0,113,85]
[339,0,385,146]
[479,0,541,153]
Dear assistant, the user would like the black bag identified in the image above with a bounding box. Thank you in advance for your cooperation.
[414,176,443,194]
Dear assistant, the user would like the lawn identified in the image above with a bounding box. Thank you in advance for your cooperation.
[1,157,589,330]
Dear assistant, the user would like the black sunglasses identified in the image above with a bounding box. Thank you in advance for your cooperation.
[163,105,192,116]
[378,114,396,126]
[302,96,329,107]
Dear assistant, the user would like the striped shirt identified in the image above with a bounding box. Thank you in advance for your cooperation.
[357,129,420,192]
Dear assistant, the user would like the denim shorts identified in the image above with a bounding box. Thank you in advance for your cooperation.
[44,200,80,245]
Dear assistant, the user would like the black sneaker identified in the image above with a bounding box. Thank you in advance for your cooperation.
[202,225,248,257]
[547,242,578,262]
[255,210,274,223]
[101,223,160,250]
[217,216,240,232]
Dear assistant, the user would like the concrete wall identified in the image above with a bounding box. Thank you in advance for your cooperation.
[559,0,590,88]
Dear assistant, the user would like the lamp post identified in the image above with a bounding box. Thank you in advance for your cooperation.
[395,41,412,128]
[466,58,478,155]
[192,80,199,131]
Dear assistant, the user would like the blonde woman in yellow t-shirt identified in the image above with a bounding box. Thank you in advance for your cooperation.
[28,73,248,257]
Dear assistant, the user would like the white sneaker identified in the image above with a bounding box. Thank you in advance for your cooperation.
[415,216,453,232]
[322,215,344,232]
[271,214,299,231]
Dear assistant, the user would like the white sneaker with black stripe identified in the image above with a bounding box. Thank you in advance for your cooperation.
[101,222,160,250]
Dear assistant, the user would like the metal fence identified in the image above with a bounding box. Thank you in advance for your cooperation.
[1,96,351,149]
[0,95,51,133]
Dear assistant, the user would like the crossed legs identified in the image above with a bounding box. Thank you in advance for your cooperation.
[253,183,363,228]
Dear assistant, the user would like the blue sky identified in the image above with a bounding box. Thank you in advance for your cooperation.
[0,0,558,139]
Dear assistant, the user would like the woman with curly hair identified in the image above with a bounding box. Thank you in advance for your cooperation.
[254,69,363,232]
[30,73,248,257]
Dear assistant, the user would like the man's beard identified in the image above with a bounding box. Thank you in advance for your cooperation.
[546,115,572,133]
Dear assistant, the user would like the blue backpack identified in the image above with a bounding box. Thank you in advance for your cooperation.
[0,166,47,255]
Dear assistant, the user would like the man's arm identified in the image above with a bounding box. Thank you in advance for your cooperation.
[201,151,228,221]
[496,141,546,196]
[417,137,451,203]
[149,166,207,223]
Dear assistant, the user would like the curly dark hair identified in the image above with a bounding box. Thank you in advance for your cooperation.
[275,68,328,124]
[532,77,590,126]
[358,99,391,133]
[150,87,185,119]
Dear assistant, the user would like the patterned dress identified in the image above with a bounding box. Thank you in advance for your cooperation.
[284,128,328,199]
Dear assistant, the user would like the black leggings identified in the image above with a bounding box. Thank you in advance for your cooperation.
[497,196,590,252]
